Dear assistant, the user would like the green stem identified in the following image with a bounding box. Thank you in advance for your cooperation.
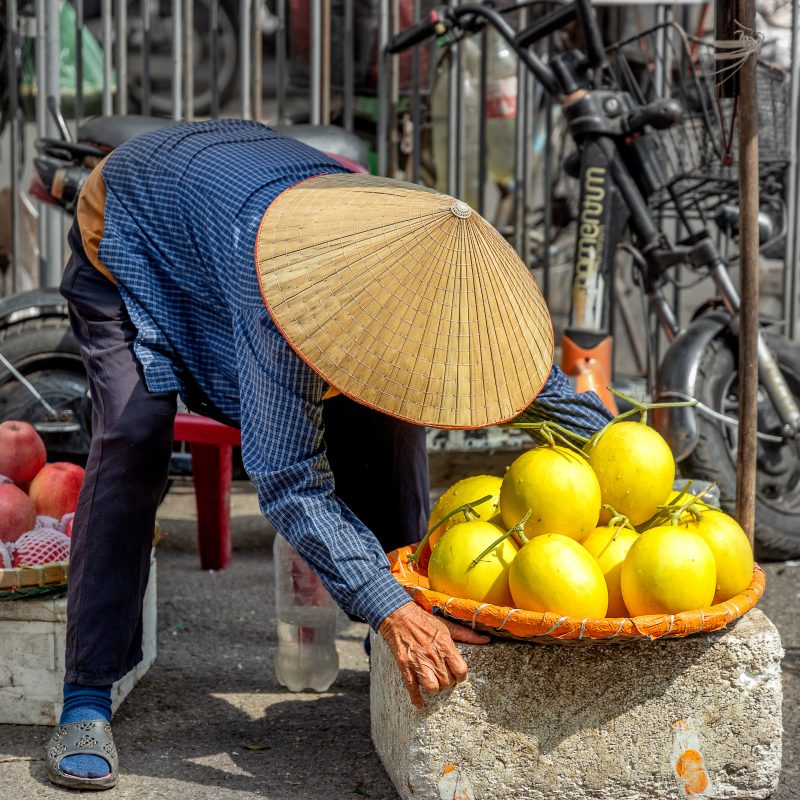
[502,420,589,445]
[469,510,531,569]
[408,494,493,564]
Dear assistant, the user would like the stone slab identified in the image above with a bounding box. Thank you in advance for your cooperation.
[370,608,783,800]
[0,557,157,725]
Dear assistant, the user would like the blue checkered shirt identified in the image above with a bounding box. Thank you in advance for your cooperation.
[95,119,612,630]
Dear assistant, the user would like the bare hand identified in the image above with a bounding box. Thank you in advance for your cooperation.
[378,602,490,709]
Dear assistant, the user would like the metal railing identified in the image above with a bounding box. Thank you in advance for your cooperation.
[2,1,800,362]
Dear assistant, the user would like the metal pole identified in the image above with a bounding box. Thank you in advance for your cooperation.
[240,0,252,119]
[377,0,391,176]
[410,0,422,183]
[5,0,20,294]
[447,0,460,198]
[75,0,84,125]
[344,0,355,132]
[43,0,63,286]
[513,9,529,258]
[310,0,322,125]
[735,0,760,546]
[172,0,183,119]
[101,0,113,115]
[185,0,194,119]
[321,0,331,125]
[785,0,800,339]
[35,0,47,279]
[209,0,218,117]
[251,0,262,120]
[142,0,152,114]
[276,0,286,123]
[116,0,128,113]
[542,77,553,304]
[477,27,487,216]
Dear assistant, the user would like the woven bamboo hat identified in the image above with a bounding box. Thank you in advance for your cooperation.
[255,174,554,429]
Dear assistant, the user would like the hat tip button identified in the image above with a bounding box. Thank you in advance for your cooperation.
[450,200,472,219]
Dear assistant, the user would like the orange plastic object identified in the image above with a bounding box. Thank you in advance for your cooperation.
[561,333,619,415]
[388,546,765,644]
[173,413,242,571]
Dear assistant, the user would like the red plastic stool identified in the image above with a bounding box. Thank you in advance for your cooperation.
[173,413,242,570]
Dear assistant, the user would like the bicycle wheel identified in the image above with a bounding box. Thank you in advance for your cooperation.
[681,331,800,560]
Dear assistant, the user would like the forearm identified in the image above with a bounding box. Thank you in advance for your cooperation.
[516,365,613,436]
[249,460,412,629]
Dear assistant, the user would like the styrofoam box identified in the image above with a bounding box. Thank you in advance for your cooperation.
[0,556,156,725]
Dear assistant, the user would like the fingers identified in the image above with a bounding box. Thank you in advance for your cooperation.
[380,603,491,709]
[400,665,424,709]
[443,619,492,645]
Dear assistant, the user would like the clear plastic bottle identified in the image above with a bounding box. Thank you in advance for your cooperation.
[429,37,482,209]
[485,28,519,190]
[273,535,339,692]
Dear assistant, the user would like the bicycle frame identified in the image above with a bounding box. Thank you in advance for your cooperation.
[393,1,800,436]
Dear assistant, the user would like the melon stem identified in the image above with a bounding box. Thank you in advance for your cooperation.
[588,390,698,447]
[468,510,531,569]
[408,494,494,564]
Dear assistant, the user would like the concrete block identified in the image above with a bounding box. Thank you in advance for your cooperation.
[370,608,783,800]
[0,558,157,725]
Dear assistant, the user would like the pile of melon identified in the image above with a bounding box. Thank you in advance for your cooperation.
[415,418,754,619]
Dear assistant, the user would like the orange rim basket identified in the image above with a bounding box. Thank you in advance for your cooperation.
[388,546,765,645]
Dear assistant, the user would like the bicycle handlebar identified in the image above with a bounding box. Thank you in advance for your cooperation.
[387,11,443,55]
[388,0,607,96]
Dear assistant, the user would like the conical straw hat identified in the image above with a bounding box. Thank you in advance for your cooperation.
[255,174,553,429]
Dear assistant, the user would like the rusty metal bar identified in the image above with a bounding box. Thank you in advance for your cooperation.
[75,0,84,124]
[101,0,113,115]
[5,0,20,293]
[172,0,184,119]
[116,0,128,113]
[735,0,760,545]
[785,0,800,339]
[240,0,252,119]
[344,0,355,132]
[185,0,194,119]
[276,0,287,123]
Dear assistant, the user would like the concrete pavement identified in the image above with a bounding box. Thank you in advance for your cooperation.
[0,480,797,799]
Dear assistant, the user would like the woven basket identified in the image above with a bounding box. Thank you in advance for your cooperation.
[388,546,765,645]
[0,562,69,599]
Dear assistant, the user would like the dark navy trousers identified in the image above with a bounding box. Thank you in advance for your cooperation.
[60,223,429,686]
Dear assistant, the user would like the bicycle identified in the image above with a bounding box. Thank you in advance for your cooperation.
[389,0,800,559]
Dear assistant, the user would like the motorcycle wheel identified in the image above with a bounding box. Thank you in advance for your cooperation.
[0,316,92,464]
[123,0,240,117]
[681,331,800,561]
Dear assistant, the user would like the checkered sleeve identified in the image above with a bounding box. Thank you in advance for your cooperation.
[233,307,412,630]
[514,365,614,436]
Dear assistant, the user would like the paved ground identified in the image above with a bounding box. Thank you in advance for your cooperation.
[0,479,798,799]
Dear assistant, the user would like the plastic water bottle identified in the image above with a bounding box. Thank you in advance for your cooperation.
[430,37,482,209]
[273,534,339,692]
[485,28,519,190]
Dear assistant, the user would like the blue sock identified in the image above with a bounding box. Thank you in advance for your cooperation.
[57,683,113,779]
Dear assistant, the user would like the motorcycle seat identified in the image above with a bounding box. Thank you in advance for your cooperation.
[273,124,369,170]
[78,115,180,150]
[77,117,370,171]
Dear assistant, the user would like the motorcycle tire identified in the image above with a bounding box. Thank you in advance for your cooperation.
[0,316,92,464]
[681,330,800,561]
[122,0,240,117]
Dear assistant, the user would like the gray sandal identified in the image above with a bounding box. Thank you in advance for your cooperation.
[45,719,119,790]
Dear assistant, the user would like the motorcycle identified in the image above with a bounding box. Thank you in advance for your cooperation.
[0,109,369,471]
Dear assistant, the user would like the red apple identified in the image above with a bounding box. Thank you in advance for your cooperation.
[28,462,85,519]
[0,483,37,543]
[0,420,47,484]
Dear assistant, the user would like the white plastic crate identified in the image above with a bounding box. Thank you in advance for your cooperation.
[0,556,156,726]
